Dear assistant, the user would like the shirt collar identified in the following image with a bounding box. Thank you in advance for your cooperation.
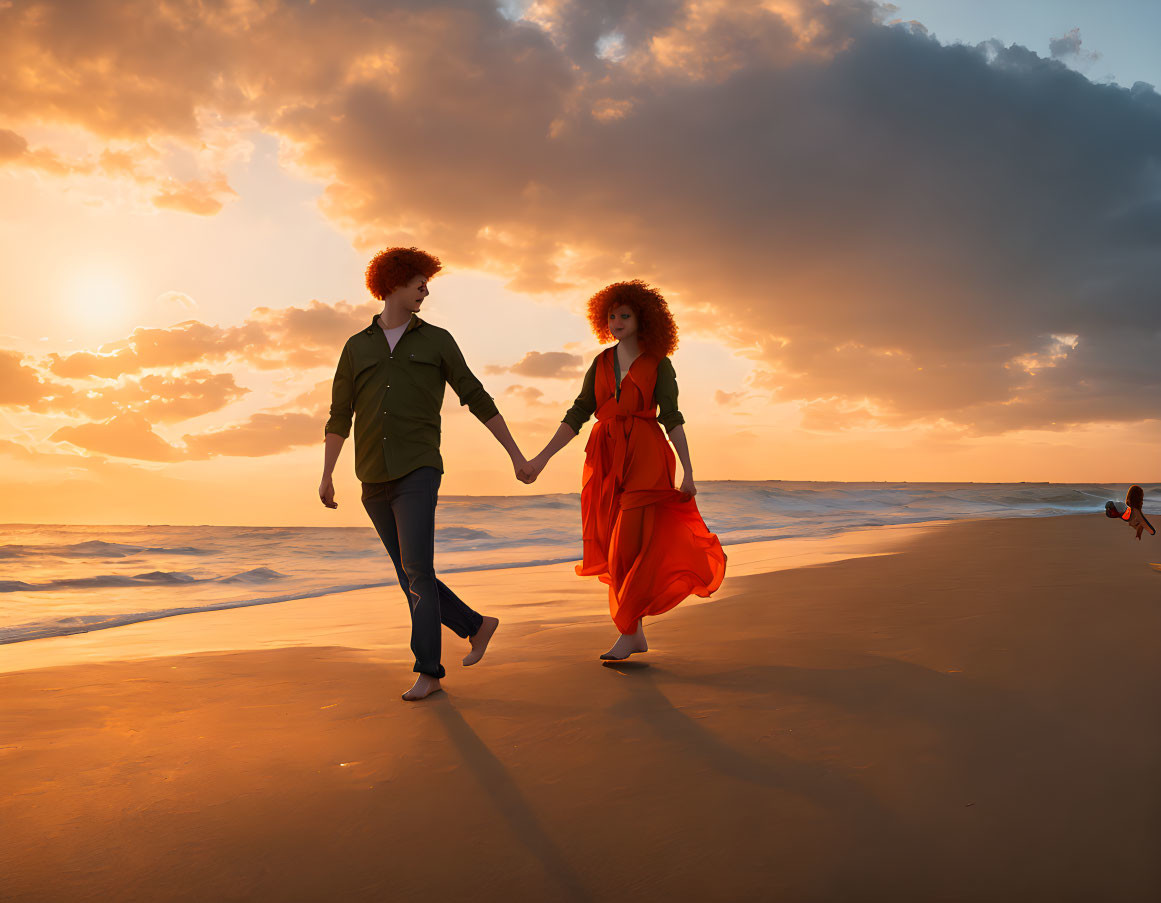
[367,313,424,335]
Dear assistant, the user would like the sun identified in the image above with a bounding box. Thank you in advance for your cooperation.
[66,268,134,331]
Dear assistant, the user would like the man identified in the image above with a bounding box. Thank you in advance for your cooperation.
[320,247,522,701]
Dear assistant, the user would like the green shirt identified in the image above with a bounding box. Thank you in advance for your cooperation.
[562,352,684,435]
[326,314,499,483]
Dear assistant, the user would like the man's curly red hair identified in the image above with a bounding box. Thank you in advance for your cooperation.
[586,280,679,357]
[365,247,442,300]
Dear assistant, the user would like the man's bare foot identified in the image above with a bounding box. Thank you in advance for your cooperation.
[401,674,443,701]
[463,616,499,666]
[599,628,648,661]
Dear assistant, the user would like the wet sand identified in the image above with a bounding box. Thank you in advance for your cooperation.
[2,515,1160,901]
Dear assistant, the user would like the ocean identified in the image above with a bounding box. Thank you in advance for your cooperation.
[2,481,1155,646]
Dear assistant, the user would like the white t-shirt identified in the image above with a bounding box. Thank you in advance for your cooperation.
[381,321,408,351]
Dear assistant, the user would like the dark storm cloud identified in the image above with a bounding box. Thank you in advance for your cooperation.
[295,3,1161,433]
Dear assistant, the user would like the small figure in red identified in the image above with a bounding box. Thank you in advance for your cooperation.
[1104,485,1155,540]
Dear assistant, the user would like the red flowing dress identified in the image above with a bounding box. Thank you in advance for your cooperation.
[574,349,727,634]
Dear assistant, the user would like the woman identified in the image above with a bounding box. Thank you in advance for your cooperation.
[520,281,727,660]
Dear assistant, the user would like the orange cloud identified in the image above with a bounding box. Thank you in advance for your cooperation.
[183,412,318,458]
[98,148,139,176]
[48,406,320,463]
[503,384,553,407]
[0,125,230,212]
[46,299,376,378]
[277,379,332,418]
[249,300,380,370]
[57,370,250,423]
[0,349,53,405]
[51,413,186,462]
[714,390,746,406]
[13,297,382,464]
[0,128,28,160]
[46,321,246,377]
[152,174,237,216]
[486,350,584,379]
[0,128,87,174]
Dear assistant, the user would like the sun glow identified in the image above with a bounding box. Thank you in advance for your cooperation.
[65,268,134,331]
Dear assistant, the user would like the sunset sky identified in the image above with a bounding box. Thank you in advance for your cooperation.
[2,0,1160,526]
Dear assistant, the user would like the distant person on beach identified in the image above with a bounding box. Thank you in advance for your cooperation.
[1104,485,1155,541]
[320,247,523,701]
[518,281,726,660]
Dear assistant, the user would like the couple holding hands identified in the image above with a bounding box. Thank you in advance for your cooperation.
[320,247,726,701]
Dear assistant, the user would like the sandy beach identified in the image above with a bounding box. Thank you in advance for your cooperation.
[3,514,1160,902]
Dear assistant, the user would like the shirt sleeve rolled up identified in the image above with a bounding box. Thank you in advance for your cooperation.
[324,344,355,438]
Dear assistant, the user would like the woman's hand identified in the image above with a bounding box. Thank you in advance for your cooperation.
[679,473,696,497]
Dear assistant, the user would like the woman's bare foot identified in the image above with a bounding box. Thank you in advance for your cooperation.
[463,616,499,666]
[401,674,443,701]
[599,621,648,661]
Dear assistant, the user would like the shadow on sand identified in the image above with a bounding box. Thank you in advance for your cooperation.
[597,655,1119,898]
[432,696,590,902]
[601,660,891,816]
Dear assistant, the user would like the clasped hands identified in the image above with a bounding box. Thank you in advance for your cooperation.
[512,450,547,484]
[511,449,696,496]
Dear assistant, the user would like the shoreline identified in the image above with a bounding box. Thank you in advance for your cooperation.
[3,514,1160,900]
[0,519,940,675]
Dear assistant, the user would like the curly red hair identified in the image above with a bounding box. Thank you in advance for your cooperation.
[586,280,678,357]
[365,247,442,300]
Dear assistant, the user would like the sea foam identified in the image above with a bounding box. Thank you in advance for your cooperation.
[1,481,1154,645]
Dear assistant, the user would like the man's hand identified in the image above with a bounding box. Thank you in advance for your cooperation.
[679,473,696,497]
[319,475,337,509]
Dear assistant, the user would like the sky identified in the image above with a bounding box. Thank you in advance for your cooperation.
[1,0,1160,526]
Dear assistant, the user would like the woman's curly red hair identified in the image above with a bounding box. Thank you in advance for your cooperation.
[586,280,679,357]
[365,247,442,300]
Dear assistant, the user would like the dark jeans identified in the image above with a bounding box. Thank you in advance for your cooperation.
[361,466,483,679]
